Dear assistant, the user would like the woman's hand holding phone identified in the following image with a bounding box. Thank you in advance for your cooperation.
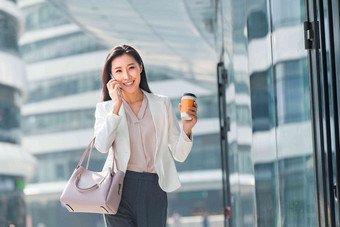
[107,74,122,115]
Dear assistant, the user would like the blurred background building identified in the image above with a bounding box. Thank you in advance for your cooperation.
[18,0,232,226]
[0,0,337,226]
[0,0,36,226]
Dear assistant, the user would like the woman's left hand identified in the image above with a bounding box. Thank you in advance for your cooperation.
[179,102,198,138]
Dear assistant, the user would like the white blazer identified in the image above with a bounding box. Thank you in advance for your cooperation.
[93,89,193,192]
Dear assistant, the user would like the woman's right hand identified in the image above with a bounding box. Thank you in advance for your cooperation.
[106,79,122,114]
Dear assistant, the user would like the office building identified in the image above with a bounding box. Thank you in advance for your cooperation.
[0,0,36,226]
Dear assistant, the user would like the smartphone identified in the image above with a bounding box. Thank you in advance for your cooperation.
[110,74,122,98]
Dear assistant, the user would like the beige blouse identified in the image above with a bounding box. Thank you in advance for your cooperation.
[122,93,191,173]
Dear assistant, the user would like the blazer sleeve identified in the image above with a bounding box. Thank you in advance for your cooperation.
[93,102,122,153]
[166,97,193,162]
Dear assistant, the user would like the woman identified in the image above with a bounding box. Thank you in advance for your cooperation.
[93,45,198,227]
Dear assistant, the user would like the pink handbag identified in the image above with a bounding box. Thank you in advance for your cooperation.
[60,137,124,214]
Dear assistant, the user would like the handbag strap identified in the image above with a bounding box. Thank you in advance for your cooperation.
[75,169,110,192]
[76,137,115,175]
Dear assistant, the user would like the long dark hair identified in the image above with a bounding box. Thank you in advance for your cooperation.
[101,44,152,101]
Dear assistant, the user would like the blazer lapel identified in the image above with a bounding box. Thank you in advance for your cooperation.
[105,100,130,154]
[142,90,162,157]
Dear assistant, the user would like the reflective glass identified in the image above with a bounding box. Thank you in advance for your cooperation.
[26,71,102,103]
[219,0,257,226]
[20,32,106,63]
[23,3,70,31]
[22,109,95,135]
[0,176,26,226]
[175,133,221,171]
[0,12,19,55]
[0,85,21,144]
[242,0,317,225]
[270,0,317,225]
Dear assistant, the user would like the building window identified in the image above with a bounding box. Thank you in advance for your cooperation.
[0,12,19,55]
[23,3,70,31]
[20,32,106,63]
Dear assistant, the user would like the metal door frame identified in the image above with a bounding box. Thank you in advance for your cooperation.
[217,62,232,227]
[305,0,340,226]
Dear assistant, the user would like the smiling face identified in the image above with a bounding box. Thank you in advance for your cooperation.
[110,54,143,94]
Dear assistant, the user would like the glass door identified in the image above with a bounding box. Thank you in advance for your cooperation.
[305,0,340,226]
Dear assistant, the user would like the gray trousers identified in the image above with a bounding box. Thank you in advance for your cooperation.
[104,170,167,227]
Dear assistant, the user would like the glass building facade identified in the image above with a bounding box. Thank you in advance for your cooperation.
[0,0,36,226]
[18,2,108,226]
[0,84,21,144]
[0,10,19,55]
[217,0,318,226]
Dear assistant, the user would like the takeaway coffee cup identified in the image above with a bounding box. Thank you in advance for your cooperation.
[181,93,197,120]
